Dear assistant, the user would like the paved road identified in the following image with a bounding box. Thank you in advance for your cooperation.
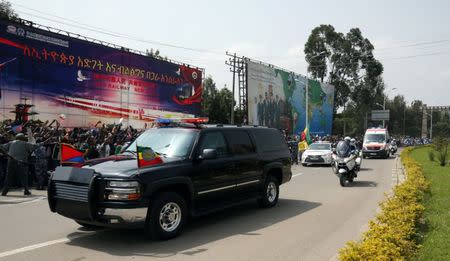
[0,156,398,261]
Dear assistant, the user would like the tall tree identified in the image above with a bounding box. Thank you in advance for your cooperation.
[0,1,18,20]
[304,25,385,134]
[200,76,217,118]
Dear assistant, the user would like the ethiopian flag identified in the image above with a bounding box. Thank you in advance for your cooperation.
[301,125,312,145]
[137,145,163,168]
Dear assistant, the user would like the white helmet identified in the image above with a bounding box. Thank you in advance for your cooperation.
[344,136,351,142]
[350,138,356,143]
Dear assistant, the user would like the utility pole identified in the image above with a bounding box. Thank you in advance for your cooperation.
[403,104,406,136]
[382,96,386,128]
[225,52,237,124]
[430,108,433,139]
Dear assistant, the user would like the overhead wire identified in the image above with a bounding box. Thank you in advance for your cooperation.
[13,6,222,55]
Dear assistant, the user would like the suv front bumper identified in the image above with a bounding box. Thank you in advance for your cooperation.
[48,167,148,228]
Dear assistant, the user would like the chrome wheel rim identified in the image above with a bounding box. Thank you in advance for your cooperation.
[159,202,182,232]
[266,182,277,202]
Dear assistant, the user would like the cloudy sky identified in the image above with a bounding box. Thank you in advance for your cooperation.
[9,0,450,106]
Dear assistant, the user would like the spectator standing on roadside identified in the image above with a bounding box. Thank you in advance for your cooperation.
[298,139,309,164]
[1,133,40,196]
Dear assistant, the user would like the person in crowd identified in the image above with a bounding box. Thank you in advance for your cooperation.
[298,138,309,164]
[1,133,43,196]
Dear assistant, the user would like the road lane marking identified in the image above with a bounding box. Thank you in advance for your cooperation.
[292,173,303,178]
[0,232,96,258]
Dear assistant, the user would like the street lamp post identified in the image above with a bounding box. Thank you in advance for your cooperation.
[382,87,397,128]
[424,109,433,139]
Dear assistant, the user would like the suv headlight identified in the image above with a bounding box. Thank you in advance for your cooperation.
[105,180,141,200]
[108,181,139,188]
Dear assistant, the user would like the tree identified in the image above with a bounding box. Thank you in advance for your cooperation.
[210,88,233,124]
[145,48,167,61]
[304,26,384,112]
[304,25,385,135]
[199,77,234,124]
[0,0,18,21]
[200,76,217,118]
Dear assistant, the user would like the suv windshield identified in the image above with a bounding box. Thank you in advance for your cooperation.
[308,143,331,150]
[126,128,198,158]
[365,134,386,143]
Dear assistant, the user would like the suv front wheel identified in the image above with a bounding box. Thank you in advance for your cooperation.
[145,192,188,240]
[258,176,279,208]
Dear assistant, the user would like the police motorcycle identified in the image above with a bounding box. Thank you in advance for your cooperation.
[331,138,359,187]
[389,139,398,155]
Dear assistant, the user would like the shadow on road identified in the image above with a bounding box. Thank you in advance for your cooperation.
[351,181,377,187]
[65,199,321,257]
[359,168,373,171]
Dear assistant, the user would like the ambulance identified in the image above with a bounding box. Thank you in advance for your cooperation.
[362,128,390,158]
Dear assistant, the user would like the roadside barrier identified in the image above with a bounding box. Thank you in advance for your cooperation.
[339,147,429,260]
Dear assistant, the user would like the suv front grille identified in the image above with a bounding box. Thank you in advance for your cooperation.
[53,182,89,202]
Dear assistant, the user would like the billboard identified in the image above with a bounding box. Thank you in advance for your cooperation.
[371,110,390,121]
[0,19,202,127]
[247,61,334,136]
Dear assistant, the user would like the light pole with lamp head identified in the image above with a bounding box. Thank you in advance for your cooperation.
[423,109,433,140]
[379,87,397,128]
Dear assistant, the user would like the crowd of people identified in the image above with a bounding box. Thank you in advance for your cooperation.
[0,119,145,196]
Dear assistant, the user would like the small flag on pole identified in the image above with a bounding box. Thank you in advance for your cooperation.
[137,145,163,168]
[11,124,23,133]
[60,143,85,165]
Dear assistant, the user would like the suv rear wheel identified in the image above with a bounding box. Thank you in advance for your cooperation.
[258,176,279,208]
[145,192,187,240]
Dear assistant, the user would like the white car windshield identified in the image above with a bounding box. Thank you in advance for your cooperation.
[308,143,331,150]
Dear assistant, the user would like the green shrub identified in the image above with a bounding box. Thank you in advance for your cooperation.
[428,150,435,162]
[433,136,449,166]
[339,147,429,260]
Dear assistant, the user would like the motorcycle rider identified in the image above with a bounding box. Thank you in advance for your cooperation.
[350,138,362,171]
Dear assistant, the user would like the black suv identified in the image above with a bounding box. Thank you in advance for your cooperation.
[48,124,292,239]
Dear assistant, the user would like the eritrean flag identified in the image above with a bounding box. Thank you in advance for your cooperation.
[60,143,85,165]
[137,145,163,168]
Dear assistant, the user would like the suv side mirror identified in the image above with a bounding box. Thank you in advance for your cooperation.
[199,149,218,160]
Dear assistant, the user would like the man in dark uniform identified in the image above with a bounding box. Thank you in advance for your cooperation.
[1,133,40,196]
[34,139,48,190]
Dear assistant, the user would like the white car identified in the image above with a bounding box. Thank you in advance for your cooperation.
[301,142,333,166]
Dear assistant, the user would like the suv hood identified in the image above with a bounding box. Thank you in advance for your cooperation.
[81,155,179,177]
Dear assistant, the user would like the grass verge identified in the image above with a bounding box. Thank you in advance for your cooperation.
[411,146,450,261]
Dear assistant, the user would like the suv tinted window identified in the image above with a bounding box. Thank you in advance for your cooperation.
[252,129,287,152]
[224,130,255,155]
[198,131,229,157]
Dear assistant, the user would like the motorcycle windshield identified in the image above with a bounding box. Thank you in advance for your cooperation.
[336,141,351,158]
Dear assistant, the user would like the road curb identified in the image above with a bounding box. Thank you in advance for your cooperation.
[0,196,46,205]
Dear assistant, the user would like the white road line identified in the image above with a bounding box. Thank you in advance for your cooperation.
[0,232,96,258]
[292,173,303,178]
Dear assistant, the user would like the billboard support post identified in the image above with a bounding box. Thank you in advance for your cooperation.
[226,52,237,124]
[226,52,247,124]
